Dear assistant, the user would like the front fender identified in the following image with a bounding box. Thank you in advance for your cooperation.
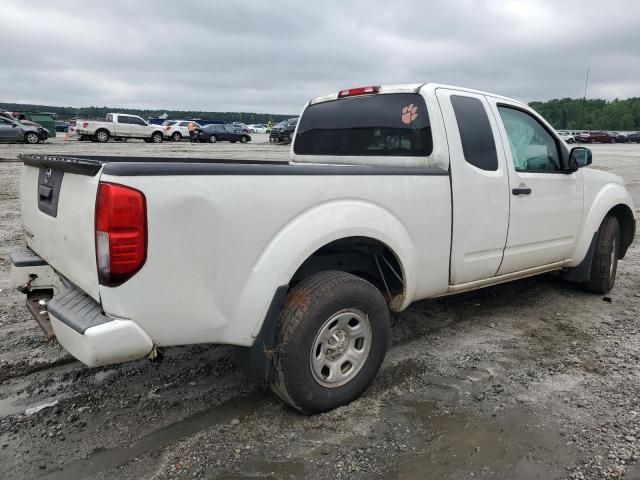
[568,182,635,267]
[236,199,418,338]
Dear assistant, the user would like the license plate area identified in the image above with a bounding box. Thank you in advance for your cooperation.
[38,167,64,217]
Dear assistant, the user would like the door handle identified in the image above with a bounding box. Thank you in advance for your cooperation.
[512,187,532,195]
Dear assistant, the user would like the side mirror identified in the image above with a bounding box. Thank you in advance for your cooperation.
[568,147,592,170]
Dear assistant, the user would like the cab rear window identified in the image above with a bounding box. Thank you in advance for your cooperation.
[294,93,433,157]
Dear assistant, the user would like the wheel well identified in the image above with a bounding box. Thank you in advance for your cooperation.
[290,236,405,307]
[609,204,635,259]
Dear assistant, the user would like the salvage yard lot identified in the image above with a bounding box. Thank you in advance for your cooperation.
[1,143,640,479]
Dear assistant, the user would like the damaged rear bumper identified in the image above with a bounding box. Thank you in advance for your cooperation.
[10,246,154,367]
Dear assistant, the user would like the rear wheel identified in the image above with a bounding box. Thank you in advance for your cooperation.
[151,132,163,143]
[94,129,109,143]
[583,215,620,294]
[25,132,40,144]
[271,271,390,414]
[240,135,248,143]
[172,132,182,142]
[209,134,217,143]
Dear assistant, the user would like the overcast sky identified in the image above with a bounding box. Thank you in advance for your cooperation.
[1,0,639,114]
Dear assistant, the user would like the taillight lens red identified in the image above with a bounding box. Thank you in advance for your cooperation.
[164,126,171,131]
[95,182,147,287]
[83,122,89,128]
[338,86,380,98]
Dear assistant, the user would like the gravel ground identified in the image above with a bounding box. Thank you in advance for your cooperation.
[0,140,639,479]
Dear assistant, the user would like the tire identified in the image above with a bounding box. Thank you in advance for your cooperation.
[583,215,620,294]
[151,132,163,143]
[611,138,616,144]
[172,132,182,142]
[568,138,575,144]
[95,129,109,143]
[208,135,217,143]
[240,135,248,143]
[271,271,390,414]
[25,132,40,144]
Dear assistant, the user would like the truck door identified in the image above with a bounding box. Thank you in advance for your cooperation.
[487,98,583,274]
[129,116,148,137]
[435,89,510,284]
[115,115,131,137]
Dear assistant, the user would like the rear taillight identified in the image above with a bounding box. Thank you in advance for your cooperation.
[95,182,147,287]
[338,86,380,98]
[83,122,89,128]
[164,126,171,131]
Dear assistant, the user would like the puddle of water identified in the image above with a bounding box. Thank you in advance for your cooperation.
[39,391,267,480]
[384,400,577,480]
[0,393,29,417]
[217,458,306,480]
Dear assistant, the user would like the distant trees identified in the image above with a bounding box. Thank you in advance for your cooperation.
[0,102,292,124]
[528,98,640,131]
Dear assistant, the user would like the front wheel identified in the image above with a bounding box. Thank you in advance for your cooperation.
[271,271,390,414]
[172,132,182,142]
[583,215,620,294]
[25,132,40,144]
[240,135,248,143]
[208,134,217,143]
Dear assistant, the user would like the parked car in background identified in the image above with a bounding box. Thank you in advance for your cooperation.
[269,118,298,143]
[232,122,250,133]
[248,124,269,134]
[0,116,42,143]
[55,121,69,133]
[75,113,166,143]
[197,124,251,143]
[580,131,616,143]
[625,132,640,143]
[163,120,200,141]
[557,131,575,143]
[19,120,48,141]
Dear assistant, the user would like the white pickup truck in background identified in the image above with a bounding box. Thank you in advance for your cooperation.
[12,83,636,414]
[75,113,166,143]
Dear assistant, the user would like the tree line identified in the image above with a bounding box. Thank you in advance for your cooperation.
[529,98,640,131]
[0,102,294,124]
[3,98,640,131]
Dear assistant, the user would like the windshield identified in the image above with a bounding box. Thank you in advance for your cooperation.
[294,93,433,157]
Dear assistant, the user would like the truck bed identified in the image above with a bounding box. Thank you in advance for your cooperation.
[19,154,446,177]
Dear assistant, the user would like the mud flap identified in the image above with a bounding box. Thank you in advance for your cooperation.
[235,285,289,385]
[563,232,598,283]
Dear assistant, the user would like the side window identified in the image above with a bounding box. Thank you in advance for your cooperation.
[498,106,561,172]
[106,114,113,122]
[117,116,130,124]
[450,95,498,171]
[130,117,145,125]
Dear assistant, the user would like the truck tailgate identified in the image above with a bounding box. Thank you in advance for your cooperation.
[20,155,102,300]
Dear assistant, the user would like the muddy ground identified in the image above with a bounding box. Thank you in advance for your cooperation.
[1,140,639,480]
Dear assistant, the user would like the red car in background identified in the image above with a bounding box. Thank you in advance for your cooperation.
[579,131,615,143]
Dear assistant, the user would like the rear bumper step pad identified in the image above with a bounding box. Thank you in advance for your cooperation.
[47,286,111,334]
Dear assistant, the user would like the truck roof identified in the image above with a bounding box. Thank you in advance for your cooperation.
[309,83,525,108]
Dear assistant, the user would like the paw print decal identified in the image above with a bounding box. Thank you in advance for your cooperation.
[401,104,418,125]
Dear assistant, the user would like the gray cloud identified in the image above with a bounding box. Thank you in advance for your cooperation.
[1,0,638,113]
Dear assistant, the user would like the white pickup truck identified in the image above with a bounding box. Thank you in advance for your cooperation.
[11,83,636,414]
[75,113,165,143]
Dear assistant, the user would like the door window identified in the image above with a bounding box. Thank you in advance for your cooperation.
[451,95,498,171]
[117,116,131,124]
[498,106,561,172]
[130,117,146,125]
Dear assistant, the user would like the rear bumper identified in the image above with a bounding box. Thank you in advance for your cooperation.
[10,246,154,367]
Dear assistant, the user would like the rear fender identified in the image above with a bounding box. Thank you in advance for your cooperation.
[236,199,418,339]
